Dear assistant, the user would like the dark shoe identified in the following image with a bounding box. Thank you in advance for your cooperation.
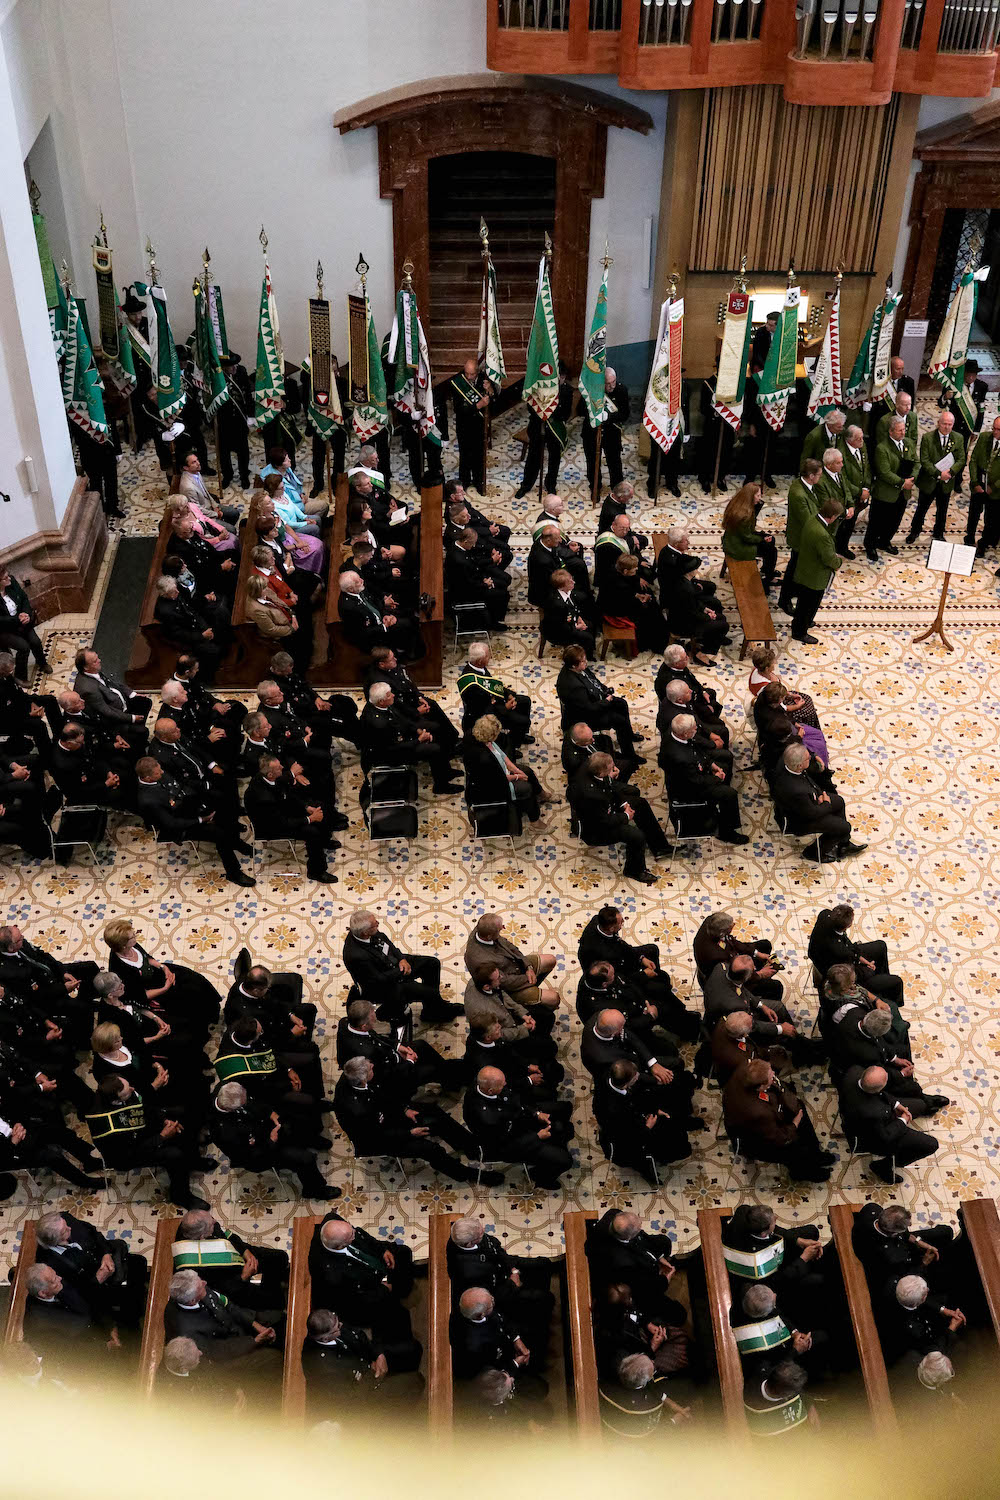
[196,1156,219,1171]
[628,871,658,886]
[514,485,531,500]
[839,548,856,560]
[931,532,945,542]
[227,871,256,887]
[885,543,899,555]
[421,1001,463,1024]
[477,1169,505,1187]
[838,840,868,857]
[763,474,776,488]
[308,1185,342,1200]
[975,542,986,557]
[203,466,217,476]
[309,871,338,884]
[432,782,462,795]
[492,622,510,633]
[104,506,125,520]
[630,755,648,766]
[778,602,794,618]
[330,812,350,830]
[233,838,253,855]
[792,633,819,645]
[521,734,536,745]
[865,549,880,562]
[905,532,919,545]
[325,839,343,851]
[802,846,839,863]
[924,1095,950,1111]
[871,1161,902,1184]
[309,485,323,498]
[313,1136,333,1150]
[669,485,681,498]
[176,1193,211,1211]
[718,831,749,846]
[700,478,712,495]
[0,1173,17,1201]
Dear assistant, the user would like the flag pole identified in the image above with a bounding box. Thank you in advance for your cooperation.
[590,241,614,510]
[650,268,678,501]
[479,218,491,498]
[713,256,747,499]
[146,236,177,483]
[316,259,333,505]
[203,247,225,504]
[538,231,553,508]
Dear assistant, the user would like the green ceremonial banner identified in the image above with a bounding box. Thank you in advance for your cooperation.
[254,258,285,426]
[63,290,109,442]
[478,257,506,389]
[757,283,800,433]
[579,263,609,426]
[928,265,991,426]
[523,253,560,423]
[133,280,184,422]
[193,280,230,419]
[386,283,439,443]
[113,282,137,394]
[350,291,388,442]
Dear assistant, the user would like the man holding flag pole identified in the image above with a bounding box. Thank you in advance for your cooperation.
[132,240,186,480]
[754,267,801,483]
[448,217,505,497]
[710,258,752,499]
[386,257,442,489]
[579,244,614,505]
[643,273,684,500]
[516,233,571,501]
[192,248,230,505]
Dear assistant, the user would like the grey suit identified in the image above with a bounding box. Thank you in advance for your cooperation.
[74,671,151,728]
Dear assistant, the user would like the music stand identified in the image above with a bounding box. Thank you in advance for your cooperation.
[913,539,976,653]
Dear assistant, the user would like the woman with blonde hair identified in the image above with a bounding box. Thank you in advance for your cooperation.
[462,714,548,827]
[104,918,221,1035]
[166,476,237,553]
[722,481,776,593]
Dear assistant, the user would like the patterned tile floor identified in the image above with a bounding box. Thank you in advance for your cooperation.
[3,395,1000,1277]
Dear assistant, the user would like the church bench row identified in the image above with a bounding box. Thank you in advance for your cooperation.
[651,532,776,662]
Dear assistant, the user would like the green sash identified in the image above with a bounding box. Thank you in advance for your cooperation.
[85,1100,146,1141]
[451,372,482,409]
[546,415,567,450]
[532,517,560,541]
[722,1239,784,1280]
[172,1237,244,1271]
[214,1048,277,1083]
[744,1392,807,1436]
[596,531,628,552]
[457,670,507,702]
[732,1314,790,1355]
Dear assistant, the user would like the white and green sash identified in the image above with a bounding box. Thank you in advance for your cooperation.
[744,1392,807,1437]
[722,1239,784,1280]
[172,1237,244,1271]
[732,1314,790,1354]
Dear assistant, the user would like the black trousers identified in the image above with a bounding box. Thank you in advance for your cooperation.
[570,697,637,755]
[787,795,851,857]
[310,429,347,494]
[0,626,49,679]
[457,423,486,492]
[647,439,680,498]
[582,423,624,490]
[217,418,250,488]
[836,505,867,557]
[520,429,563,496]
[908,485,951,541]
[777,550,798,613]
[77,433,119,514]
[965,489,1000,550]
[791,584,827,639]
[867,496,907,552]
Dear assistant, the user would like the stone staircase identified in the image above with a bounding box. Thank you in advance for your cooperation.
[428,151,556,381]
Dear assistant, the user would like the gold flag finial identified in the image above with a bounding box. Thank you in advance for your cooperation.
[28,179,41,214]
[668,268,679,299]
[543,230,553,262]
[601,239,614,272]
[480,216,489,253]
[356,251,369,291]
[98,209,108,247]
[145,237,158,286]
[60,257,72,293]
[835,262,844,287]
[787,261,796,286]
[203,246,211,270]
[259,225,268,255]
[316,260,324,299]
[401,257,414,290]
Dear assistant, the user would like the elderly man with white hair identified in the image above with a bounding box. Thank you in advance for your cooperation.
[23,1263,99,1368]
[893,1274,966,1358]
[449,1284,547,1388]
[582,366,631,491]
[446,1217,556,1340]
[656,526,729,662]
[840,421,872,555]
[653,641,729,740]
[358,680,461,794]
[660,714,747,844]
[302,1305,424,1414]
[307,1212,416,1339]
[172,1206,289,1310]
[164,1268,283,1365]
[770,740,865,863]
[528,497,591,599]
[337,569,423,660]
[801,407,846,466]
[343,907,459,1025]
[208,1079,340,1199]
[35,1209,147,1327]
[457,640,533,749]
[869,412,917,561]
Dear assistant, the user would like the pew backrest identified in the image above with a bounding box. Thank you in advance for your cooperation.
[138,1215,180,1397]
[829,1203,898,1436]
[428,1211,460,1436]
[282,1213,321,1421]
[3,1221,37,1345]
[697,1208,750,1438]
[564,1210,601,1436]
[960,1198,1000,1351]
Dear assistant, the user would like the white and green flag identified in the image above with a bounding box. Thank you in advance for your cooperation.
[112,282,137,395]
[206,280,229,360]
[757,281,800,433]
[349,286,387,442]
[579,260,609,426]
[386,282,440,444]
[806,282,843,419]
[63,289,109,442]
[193,279,229,420]
[254,257,284,427]
[713,288,753,430]
[929,262,991,428]
[132,279,184,421]
[844,287,901,408]
[643,294,684,454]
[478,250,506,390]
[523,253,560,423]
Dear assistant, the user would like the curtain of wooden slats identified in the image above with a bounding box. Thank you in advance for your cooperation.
[691,86,901,272]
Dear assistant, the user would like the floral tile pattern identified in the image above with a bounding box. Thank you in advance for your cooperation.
[3,393,1000,1266]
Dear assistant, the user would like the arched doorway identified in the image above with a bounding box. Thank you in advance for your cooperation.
[427,150,556,376]
[334,74,653,375]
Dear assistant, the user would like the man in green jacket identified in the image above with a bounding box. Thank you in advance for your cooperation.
[839,423,872,558]
[966,414,1000,556]
[800,409,845,467]
[791,500,844,644]
[777,459,823,616]
[867,416,916,562]
[816,448,854,554]
[874,391,919,452]
[907,410,964,545]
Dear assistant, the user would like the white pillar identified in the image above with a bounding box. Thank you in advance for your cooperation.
[0,24,78,543]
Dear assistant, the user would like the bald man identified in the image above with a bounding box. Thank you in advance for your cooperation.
[463,1066,574,1189]
[582,368,630,491]
[451,357,493,494]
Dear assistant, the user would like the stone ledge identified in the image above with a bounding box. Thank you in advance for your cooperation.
[0,478,107,619]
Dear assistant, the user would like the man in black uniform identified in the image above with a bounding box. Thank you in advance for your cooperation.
[660,714,747,845]
[742,311,778,487]
[451,358,493,493]
[35,1209,147,1326]
[569,751,670,885]
[208,1080,338,1200]
[301,355,349,498]
[579,906,698,1041]
[942,357,987,491]
[359,682,460,794]
[838,1064,939,1183]
[342,909,459,1025]
[463,1065,573,1189]
[243,752,337,883]
[457,642,533,749]
[216,352,252,490]
[335,1057,492,1183]
[582,368,630,492]
[515,361,574,498]
[446,1215,556,1338]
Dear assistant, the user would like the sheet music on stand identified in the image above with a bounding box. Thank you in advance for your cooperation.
[927,540,975,577]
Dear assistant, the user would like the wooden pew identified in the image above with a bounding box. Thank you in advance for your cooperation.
[281,1212,320,1422]
[3,1220,37,1346]
[697,1208,749,1439]
[227,492,286,688]
[725,557,777,661]
[564,1210,601,1436]
[428,1210,459,1437]
[138,1214,180,1398]
[125,508,179,687]
[960,1198,1000,1352]
[415,482,443,688]
[313,473,366,689]
[828,1203,898,1437]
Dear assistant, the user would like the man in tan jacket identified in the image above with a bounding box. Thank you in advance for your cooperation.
[463,914,560,1020]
